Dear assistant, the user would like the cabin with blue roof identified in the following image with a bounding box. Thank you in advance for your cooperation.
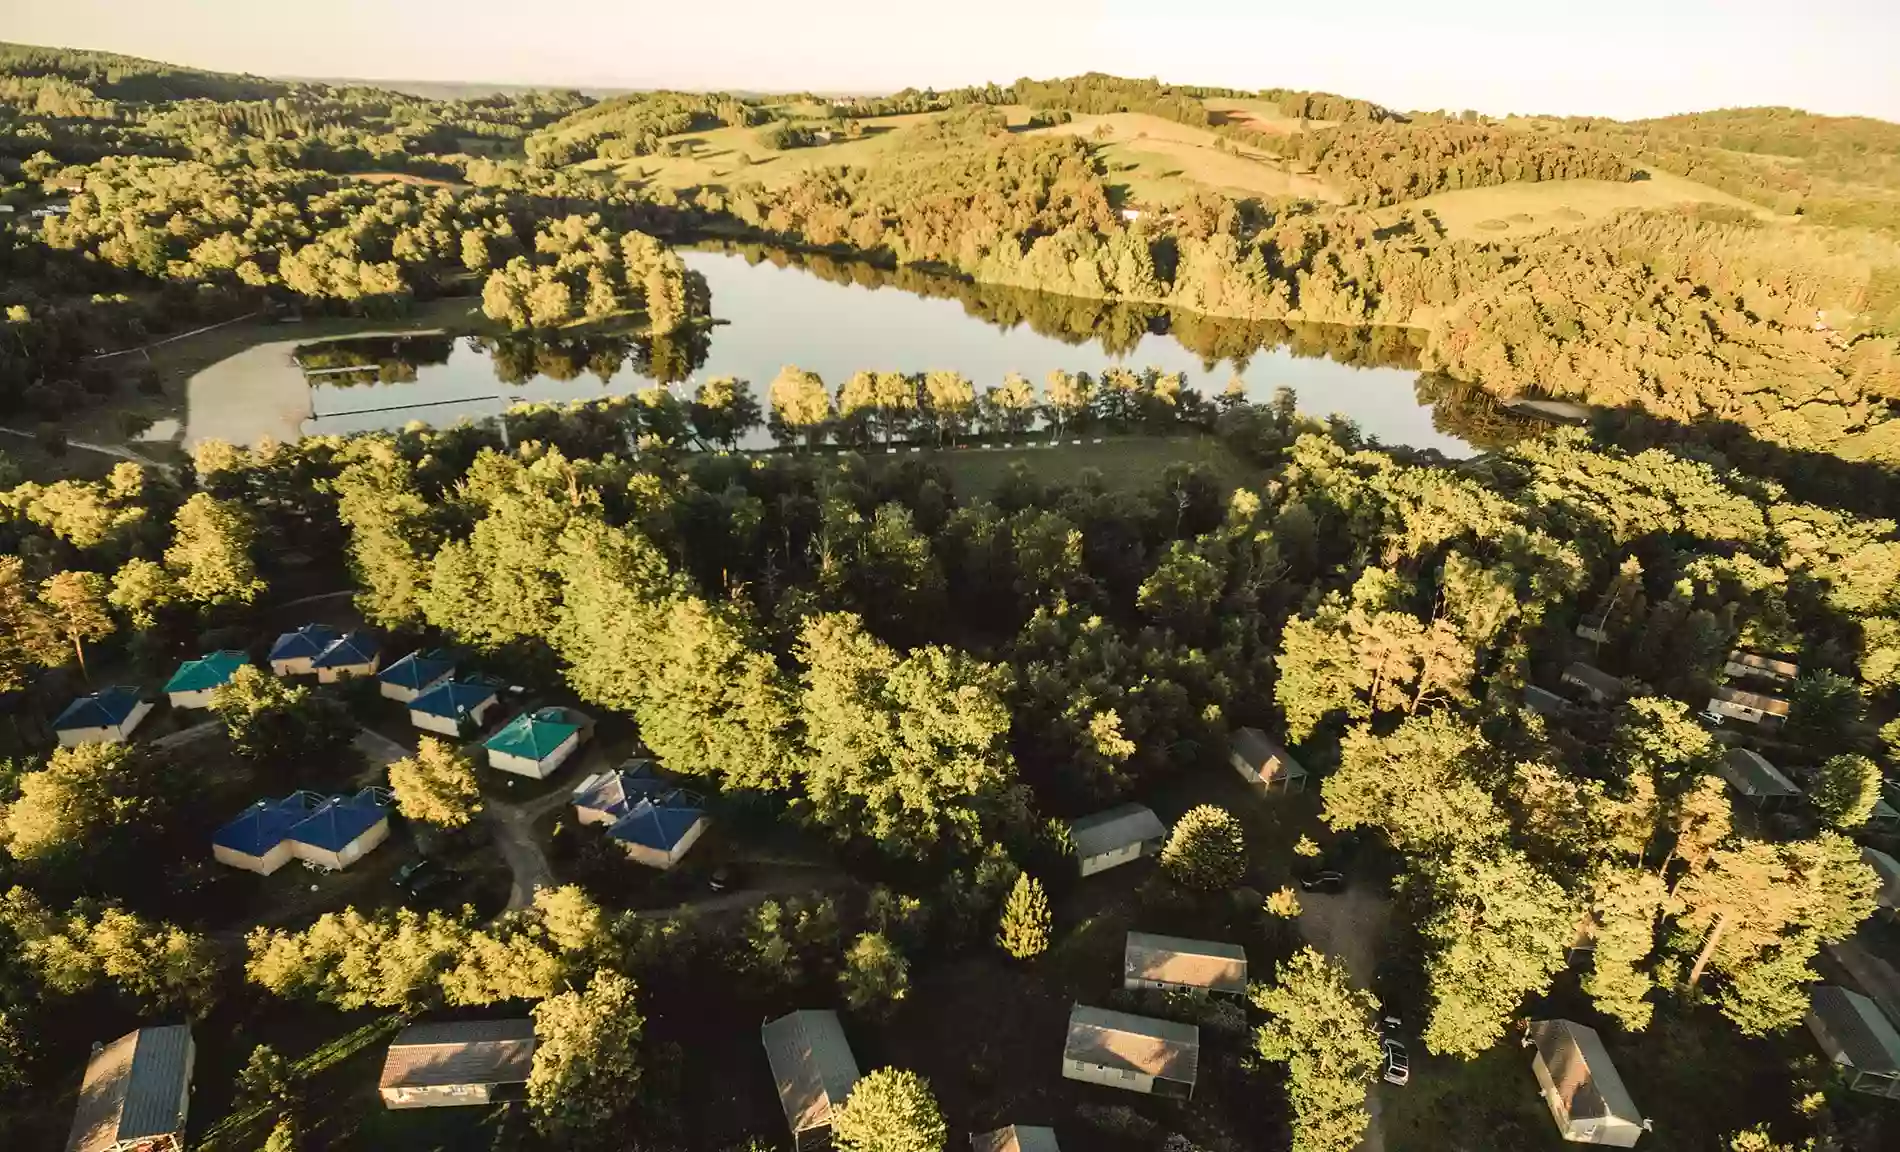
[597,768,709,870]
[211,789,392,874]
[269,623,338,676]
[164,650,250,709]
[379,650,456,703]
[409,679,501,736]
[54,685,153,746]
[312,631,382,683]
[485,707,590,779]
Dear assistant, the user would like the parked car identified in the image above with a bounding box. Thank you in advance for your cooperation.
[1297,869,1346,894]
[393,858,460,902]
[709,864,746,893]
[1382,1037,1410,1086]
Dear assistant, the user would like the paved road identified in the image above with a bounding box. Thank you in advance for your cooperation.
[153,718,222,749]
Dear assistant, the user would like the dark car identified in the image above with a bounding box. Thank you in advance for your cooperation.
[1298,869,1346,894]
[709,864,746,893]
[394,858,460,902]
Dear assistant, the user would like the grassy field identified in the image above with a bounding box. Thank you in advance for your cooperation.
[924,435,1258,499]
[1395,168,1780,241]
[1029,111,1341,205]
[600,110,955,191]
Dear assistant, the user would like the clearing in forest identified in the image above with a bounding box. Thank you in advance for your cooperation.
[1394,168,1781,240]
[603,110,945,190]
[1029,111,1342,205]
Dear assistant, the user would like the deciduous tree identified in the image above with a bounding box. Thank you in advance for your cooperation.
[528,970,645,1136]
[1161,804,1248,891]
[38,571,113,678]
[831,1067,947,1152]
[386,737,482,828]
[1251,947,1382,1152]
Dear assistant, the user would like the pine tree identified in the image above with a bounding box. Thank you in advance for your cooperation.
[997,872,1051,959]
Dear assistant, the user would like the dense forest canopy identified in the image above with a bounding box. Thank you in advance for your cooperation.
[2,38,1900,1152]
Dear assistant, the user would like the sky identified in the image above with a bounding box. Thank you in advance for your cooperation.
[3,0,1897,121]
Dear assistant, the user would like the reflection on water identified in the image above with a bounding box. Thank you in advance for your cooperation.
[295,246,1487,455]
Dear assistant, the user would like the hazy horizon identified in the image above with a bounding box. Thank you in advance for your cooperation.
[3,0,1897,122]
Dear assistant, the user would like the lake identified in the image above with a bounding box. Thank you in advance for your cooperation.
[192,245,1481,456]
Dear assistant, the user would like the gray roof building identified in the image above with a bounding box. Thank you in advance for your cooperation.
[1716,748,1800,804]
[1523,685,1570,718]
[67,1025,194,1152]
[1526,1019,1646,1147]
[1709,685,1792,719]
[1807,985,1900,1098]
[1561,662,1626,703]
[379,1019,536,1100]
[1064,1004,1200,1086]
[1124,932,1248,995]
[762,1009,861,1143]
[1726,650,1798,682]
[1864,846,1900,913]
[1070,804,1167,861]
[972,1125,1062,1152]
[1228,726,1307,790]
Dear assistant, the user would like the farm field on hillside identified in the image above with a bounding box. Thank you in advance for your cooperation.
[1398,168,1780,240]
[604,110,953,190]
[1031,111,1342,204]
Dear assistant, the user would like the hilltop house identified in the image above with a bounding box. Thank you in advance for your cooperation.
[66,1024,194,1152]
[379,1019,536,1109]
[409,680,501,736]
[1228,727,1307,792]
[54,686,153,746]
[1525,1019,1647,1147]
[1069,804,1167,877]
[1062,1004,1200,1098]
[1123,932,1248,997]
[269,623,338,676]
[485,707,590,779]
[1706,685,1791,728]
[211,789,392,874]
[312,630,382,682]
[1561,662,1626,705]
[761,1009,861,1150]
[163,650,248,709]
[378,650,455,703]
[1806,985,1900,1099]
[972,1126,1061,1152]
[1715,748,1801,812]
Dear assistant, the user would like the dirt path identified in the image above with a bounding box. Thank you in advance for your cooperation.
[482,794,566,911]
[1299,883,1395,1152]
[629,864,849,921]
[153,718,222,749]
[0,425,173,472]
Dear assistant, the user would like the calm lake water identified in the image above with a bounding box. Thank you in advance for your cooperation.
[296,246,1477,456]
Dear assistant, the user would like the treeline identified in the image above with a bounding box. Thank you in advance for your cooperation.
[1234,122,1636,206]
[0,40,287,104]
[1563,106,1900,231]
[1426,211,1900,464]
[1259,87,1400,123]
[525,91,756,167]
